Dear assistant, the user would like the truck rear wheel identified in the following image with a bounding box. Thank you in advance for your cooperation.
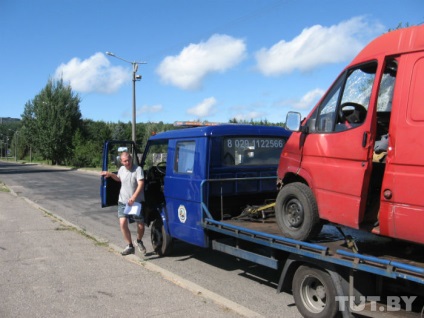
[151,218,173,256]
[292,265,340,318]
[275,182,322,241]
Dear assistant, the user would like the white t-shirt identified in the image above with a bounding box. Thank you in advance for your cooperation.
[117,164,144,203]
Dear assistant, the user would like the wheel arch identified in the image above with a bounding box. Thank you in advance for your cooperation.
[280,170,312,190]
[278,255,351,318]
[150,209,173,257]
[159,205,172,236]
[277,254,349,296]
[281,172,309,189]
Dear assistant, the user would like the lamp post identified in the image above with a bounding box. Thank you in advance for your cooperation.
[106,51,146,143]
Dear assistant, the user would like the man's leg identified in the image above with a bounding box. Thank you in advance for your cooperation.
[135,221,147,254]
[136,222,144,241]
[119,217,132,244]
[119,217,135,255]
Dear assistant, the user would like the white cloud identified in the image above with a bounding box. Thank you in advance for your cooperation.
[275,88,325,111]
[156,34,246,90]
[187,97,217,117]
[54,52,130,93]
[275,88,325,119]
[255,16,384,76]
[292,88,325,110]
[139,104,163,114]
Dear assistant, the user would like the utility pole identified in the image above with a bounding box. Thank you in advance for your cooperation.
[106,52,146,143]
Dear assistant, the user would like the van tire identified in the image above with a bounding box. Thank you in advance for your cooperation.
[292,265,340,318]
[151,218,173,256]
[275,182,322,241]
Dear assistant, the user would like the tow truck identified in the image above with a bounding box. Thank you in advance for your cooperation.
[101,123,424,317]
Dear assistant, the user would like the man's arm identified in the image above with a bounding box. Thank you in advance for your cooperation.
[100,171,121,182]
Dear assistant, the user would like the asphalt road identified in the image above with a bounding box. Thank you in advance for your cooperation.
[0,161,301,318]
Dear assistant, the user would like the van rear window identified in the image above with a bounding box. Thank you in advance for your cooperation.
[222,137,285,166]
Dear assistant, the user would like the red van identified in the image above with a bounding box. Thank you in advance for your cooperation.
[276,25,424,245]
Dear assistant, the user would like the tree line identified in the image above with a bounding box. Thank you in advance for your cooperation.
[0,78,284,168]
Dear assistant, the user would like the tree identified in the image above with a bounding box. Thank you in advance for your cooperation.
[111,121,130,140]
[388,22,410,32]
[70,120,112,167]
[0,121,21,158]
[21,78,82,164]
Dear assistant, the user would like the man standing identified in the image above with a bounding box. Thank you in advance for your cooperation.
[101,151,147,256]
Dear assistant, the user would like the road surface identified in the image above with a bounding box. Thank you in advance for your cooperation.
[0,161,301,318]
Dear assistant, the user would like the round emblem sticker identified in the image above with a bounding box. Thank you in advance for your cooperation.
[178,205,187,223]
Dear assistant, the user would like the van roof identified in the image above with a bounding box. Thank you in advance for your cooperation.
[352,25,424,64]
[149,124,291,141]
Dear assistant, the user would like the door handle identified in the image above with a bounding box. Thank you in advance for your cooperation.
[362,132,368,148]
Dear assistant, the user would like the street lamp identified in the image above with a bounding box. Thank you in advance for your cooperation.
[106,51,146,143]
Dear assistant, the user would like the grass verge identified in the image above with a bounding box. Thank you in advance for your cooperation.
[0,181,10,192]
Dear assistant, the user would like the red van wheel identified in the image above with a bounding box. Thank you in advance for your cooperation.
[275,182,322,241]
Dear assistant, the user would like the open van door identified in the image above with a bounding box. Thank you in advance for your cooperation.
[100,140,140,207]
[279,63,379,233]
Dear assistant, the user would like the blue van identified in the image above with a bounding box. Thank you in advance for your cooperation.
[101,124,290,255]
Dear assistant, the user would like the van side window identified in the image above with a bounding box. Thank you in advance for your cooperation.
[174,141,195,174]
[314,63,377,133]
[314,76,342,132]
[373,59,397,163]
[377,60,397,113]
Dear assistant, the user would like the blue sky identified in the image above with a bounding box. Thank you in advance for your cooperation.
[1,1,422,124]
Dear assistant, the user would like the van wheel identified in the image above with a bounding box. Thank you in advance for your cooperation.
[151,219,172,256]
[275,182,322,241]
[292,265,340,318]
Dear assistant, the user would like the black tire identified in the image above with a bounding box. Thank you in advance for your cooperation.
[292,265,340,318]
[275,182,322,241]
[151,218,172,257]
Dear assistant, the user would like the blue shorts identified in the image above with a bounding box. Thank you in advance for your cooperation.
[118,201,145,223]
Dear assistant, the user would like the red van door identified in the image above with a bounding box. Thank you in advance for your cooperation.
[379,52,424,244]
[298,63,378,228]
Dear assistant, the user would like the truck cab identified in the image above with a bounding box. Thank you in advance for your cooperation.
[102,124,291,254]
[276,25,424,245]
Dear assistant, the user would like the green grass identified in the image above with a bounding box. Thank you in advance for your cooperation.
[0,181,10,192]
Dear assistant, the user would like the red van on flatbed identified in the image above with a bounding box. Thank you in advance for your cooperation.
[276,25,424,245]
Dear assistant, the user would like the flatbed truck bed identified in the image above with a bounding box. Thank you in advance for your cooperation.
[204,216,424,283]
[202,216,424,317]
